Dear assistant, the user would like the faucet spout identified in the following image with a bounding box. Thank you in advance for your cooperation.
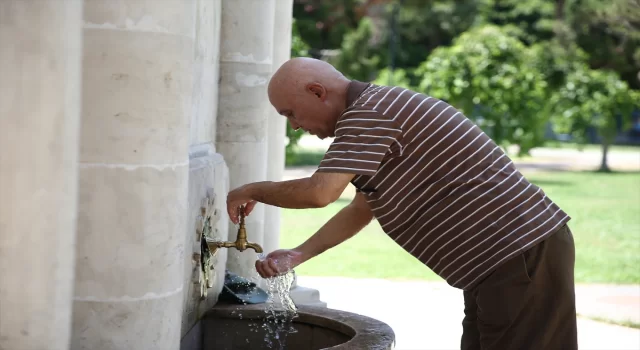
[246,242,263,254]
[205,206,263,255]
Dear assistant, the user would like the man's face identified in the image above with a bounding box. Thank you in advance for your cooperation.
[270,85,335,139]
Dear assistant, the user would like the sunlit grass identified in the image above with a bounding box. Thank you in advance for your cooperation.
[280,170,640,284]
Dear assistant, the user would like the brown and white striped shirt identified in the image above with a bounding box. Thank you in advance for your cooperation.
[316,81,571,290]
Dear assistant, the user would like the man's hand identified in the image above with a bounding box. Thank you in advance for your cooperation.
[226,172,355,224]
[255,192,374,279]
[226,184,257,224]
[255,249,305,278]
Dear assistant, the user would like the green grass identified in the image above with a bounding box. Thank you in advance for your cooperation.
[280,171,640,284]
[285,142,640,167]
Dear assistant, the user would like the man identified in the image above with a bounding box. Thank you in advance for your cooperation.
[226,57,577,350]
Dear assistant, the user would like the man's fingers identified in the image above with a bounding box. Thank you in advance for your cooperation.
[256,259,276,278]
[261,259,277,277]
[268,258,281,275]
[245,201,257,216]
[227,204,238,224]
[255,260,266,278]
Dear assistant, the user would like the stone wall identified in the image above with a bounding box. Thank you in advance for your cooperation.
[181,146,229,338]
[180,0,229,339]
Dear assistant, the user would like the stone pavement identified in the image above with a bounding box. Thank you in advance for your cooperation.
[296,276,640,350]
[575,284,640,325]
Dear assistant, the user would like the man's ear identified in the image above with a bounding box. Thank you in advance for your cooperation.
[306,82,327,101]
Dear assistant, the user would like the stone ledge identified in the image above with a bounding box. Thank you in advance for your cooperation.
[290,285,327,308]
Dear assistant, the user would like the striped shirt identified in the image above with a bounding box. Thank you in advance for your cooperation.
[316,81,571,290]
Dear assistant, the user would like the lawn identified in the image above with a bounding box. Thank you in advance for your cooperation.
[280,170,640,284]
[285,143,640,167]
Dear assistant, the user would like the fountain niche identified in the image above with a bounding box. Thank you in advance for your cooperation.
[181,303,395,350]
[184,209,395,349]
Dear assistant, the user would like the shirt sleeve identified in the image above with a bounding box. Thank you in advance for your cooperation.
[316,110,403,176]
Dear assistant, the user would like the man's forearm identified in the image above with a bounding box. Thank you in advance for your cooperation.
[248,178,328,209]
[295,198,373,263]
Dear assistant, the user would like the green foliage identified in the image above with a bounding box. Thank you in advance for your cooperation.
[285,125,305,165]
[331,17,385,81]
[416,25,548,154]
[291,19,310,58]
[286,19,311,164]
[385,0,480,85]
[550,65,640,148]
[284,150,326,167]
[292,0,363,51]
[567,0,640,89]
[289,0,640,163]
[529,40,589,93]
[285,19,309,164]
[477,0,556,45]
[372,67,413,89]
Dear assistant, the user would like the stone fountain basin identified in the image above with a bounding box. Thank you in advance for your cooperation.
[181,302,395,350]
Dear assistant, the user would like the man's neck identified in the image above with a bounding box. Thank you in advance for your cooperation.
[339,79,353,111]
[344,79,370,108]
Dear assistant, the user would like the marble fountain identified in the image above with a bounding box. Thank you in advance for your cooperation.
[182,207,395,350]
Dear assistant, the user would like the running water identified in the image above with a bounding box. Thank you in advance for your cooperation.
[257,253,299,349]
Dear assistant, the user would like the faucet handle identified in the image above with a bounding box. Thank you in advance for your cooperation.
[238,205,246,225]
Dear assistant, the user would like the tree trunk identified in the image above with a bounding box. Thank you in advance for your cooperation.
[599,140,611,172]
[555,0,565,21]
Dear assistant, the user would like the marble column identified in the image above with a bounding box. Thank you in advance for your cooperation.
[190,0,222,146]
[263,0,294,256]
[0,1,83,350]
[217,0,276,279]
[72,1,195,349]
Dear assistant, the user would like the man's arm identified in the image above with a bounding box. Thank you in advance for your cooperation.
[254,191,374,277]
[251,172,353,207]
[294,191,373,263]
[227,172,354,223]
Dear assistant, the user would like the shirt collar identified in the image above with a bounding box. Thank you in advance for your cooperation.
[345,80,371,107]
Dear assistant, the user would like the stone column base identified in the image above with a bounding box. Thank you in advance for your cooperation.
[289,271,327,308]
[290,286,327,308]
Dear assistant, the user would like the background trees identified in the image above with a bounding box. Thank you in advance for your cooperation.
[288,0,640,170]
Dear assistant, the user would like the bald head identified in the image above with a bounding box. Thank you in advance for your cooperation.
[267,58,352,139]
[268,57,347,98]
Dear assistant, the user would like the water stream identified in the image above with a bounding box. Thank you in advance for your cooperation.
[262,269,298,349]
[251,253,299,349]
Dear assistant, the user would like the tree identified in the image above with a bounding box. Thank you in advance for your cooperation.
[416,25,548,154]
[529,40,589,99]
[381,0,480,86]
[291,19,310,58]
[478,0,556,45]
[331,17,386,81]
[550,65,640,171]
[292,0,392,55]
[373,67,413,89]
[567,0,640,89]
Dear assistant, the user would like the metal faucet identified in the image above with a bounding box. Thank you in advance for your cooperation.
[205,206,263,255]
